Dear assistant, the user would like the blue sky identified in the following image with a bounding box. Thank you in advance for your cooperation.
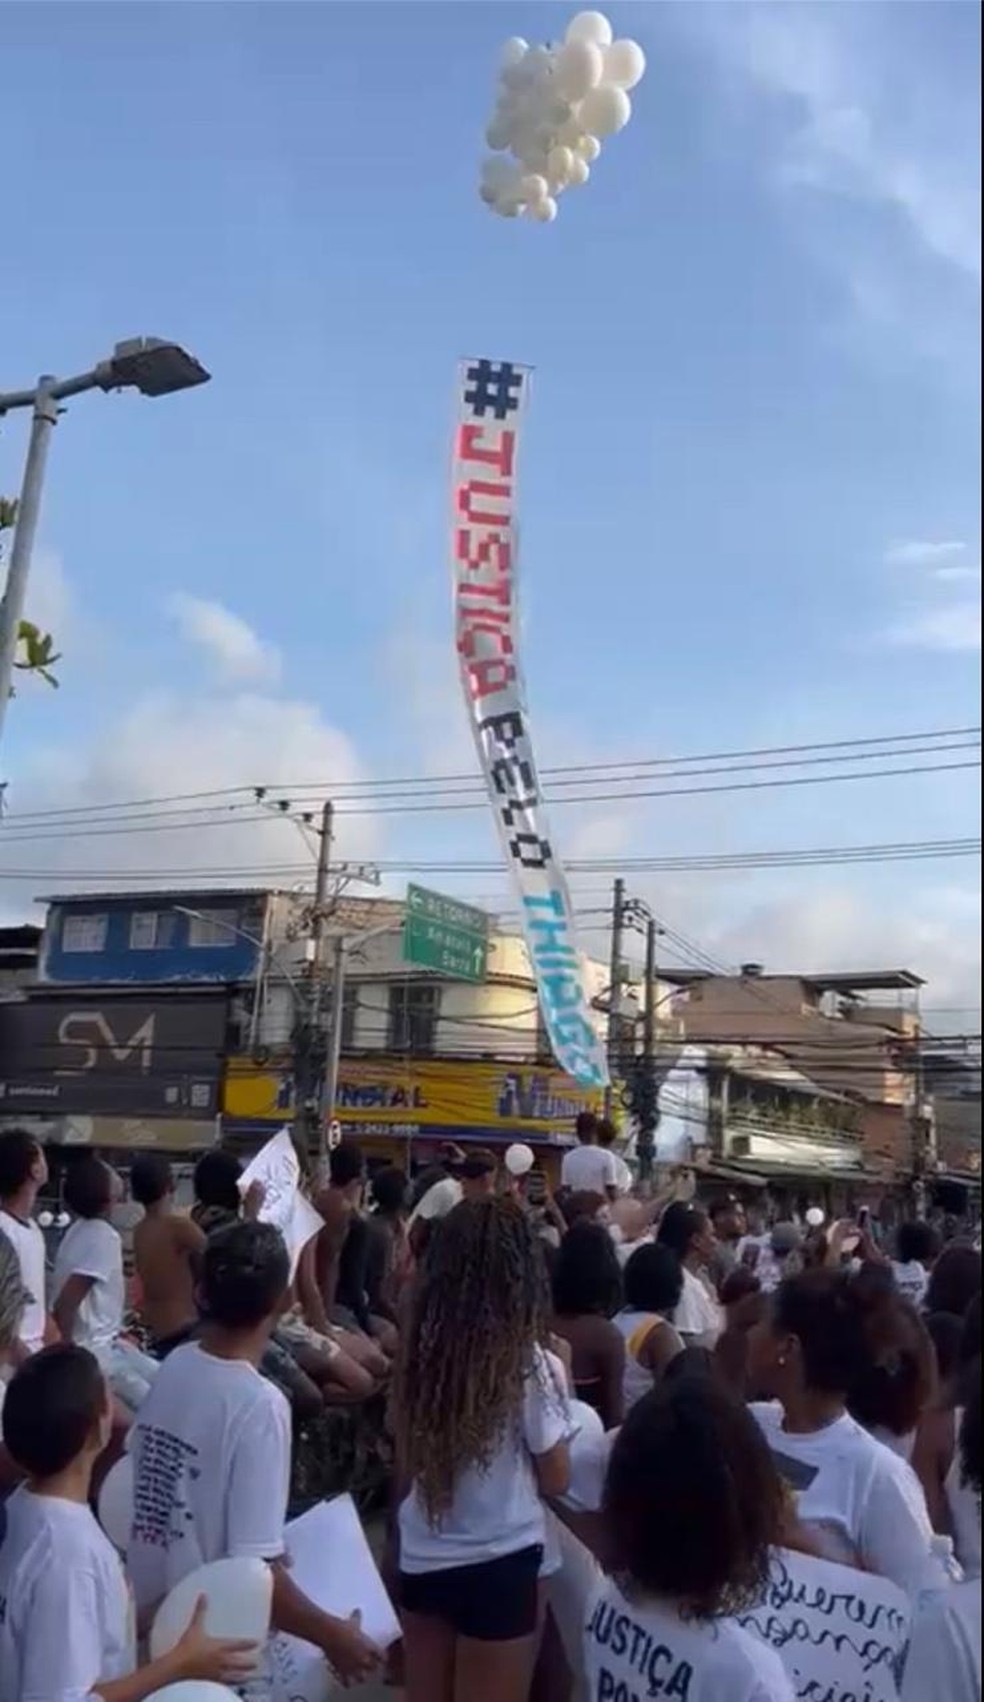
[0,2,980,1012]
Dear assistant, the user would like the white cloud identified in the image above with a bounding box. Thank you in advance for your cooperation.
[879,539,982,652]
[1,581,379,914]
[168,593,281,686]
[678,4,980,375]
[739,7,981,281]
[885,540,968,569]
[886,602,982,654]
[706,884,982,1022]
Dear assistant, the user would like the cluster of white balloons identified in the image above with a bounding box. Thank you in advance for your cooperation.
[479,11,645,223]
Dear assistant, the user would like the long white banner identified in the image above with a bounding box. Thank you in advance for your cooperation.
[451,358,609,1089]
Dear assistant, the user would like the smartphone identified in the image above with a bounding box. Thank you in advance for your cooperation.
[856,1206,870,1230]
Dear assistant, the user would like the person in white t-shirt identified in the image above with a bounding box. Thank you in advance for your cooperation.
[747,1266,945,1594]
[560,1111,619,1200]
[656,1202,724,1346]
[902,1376,981,1702]
[0,1127,53,1360]
[407,1148,498,1259]
[128,1219,382,1690]
[584,1377,794,1702]
[0,1228,30,1489]
[596,1117,633,1195]
[0,1341,257,1702]
[52,1157,159,1413]
[892,1220,941,1310]
[393,1195,572,1702]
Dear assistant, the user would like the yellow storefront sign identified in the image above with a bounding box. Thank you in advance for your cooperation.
[223,1057,602,1143]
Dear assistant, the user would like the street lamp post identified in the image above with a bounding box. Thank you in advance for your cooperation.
[0,338,210,745]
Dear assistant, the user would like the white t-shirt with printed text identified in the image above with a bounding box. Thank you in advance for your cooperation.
[52,1217,125,1360]
[0,1488,134,1702]
[399,1343,570,1572]
[127,1341,291,1614]
[583,1578,794,1702]
[0,1209,46,1355]
[751,1402,942,1594]
[561,1144,617,1197]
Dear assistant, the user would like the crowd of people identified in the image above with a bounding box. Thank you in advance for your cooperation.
[0,1111,980,1702]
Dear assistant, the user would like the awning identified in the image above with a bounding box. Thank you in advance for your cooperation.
[1,1113,219,1153]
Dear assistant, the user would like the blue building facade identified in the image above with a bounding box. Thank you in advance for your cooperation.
[39,890,271,986]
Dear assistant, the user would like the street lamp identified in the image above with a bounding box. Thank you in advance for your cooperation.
[0,338,210,745]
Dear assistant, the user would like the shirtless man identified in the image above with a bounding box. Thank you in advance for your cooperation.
[130,1154,205,1355]
[300,1142,390,1379]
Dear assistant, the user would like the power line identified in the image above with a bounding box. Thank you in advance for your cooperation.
[2,725,978,825]
[0,756,977,843]
[3,835,979,885]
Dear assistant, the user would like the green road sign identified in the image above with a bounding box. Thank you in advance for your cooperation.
[403,884,489,982]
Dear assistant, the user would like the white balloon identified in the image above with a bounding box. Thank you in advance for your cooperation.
[482,156,515,191]
[604,38,647,90]
[145,1688,239,1702]
[97,1455,134,1553]
[150,1558,272,1665]
[524,44,553,83]
[566,10,613,48]
[578,84,631,137]
[545,97,574,127]
[547,144,575,187]
[485,117,511,151]
[577,133,601,162]
[532,196,559,223]
[568,154,590,187]
[519,173,549,206]
[555,38,603,101]
[557,115,587,148]
[500,36,529,71]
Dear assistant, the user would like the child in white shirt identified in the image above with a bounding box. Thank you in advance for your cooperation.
[128,1218,382,1690]
[0,1342,256,1702]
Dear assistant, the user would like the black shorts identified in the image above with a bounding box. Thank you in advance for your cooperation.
[399,1544,543,1641]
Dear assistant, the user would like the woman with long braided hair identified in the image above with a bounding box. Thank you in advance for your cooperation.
[394,1195,571,1702]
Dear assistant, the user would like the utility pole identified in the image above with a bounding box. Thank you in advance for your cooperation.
[292,800,335,1168]
[320,933,348,1164]
[604,878,625,1119]
[637,915,659,1183]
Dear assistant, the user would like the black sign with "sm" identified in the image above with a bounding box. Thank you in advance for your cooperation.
[0,992,227,1117]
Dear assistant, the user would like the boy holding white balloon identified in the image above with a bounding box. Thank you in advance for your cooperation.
[128,1219,383,1691]
[0,1343,257,1702]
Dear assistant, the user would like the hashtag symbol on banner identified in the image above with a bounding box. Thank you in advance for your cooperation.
[463,360,523,421]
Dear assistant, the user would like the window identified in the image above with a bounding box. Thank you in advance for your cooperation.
[388,983,440,1055]
[186,908,237,948]
[129,911,176,951]
[61,913,108,954]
